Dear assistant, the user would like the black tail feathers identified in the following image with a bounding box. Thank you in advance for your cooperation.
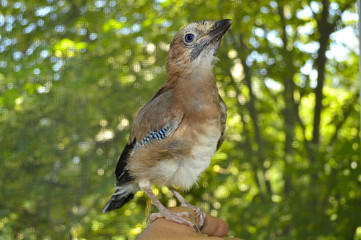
[102,183,138,213]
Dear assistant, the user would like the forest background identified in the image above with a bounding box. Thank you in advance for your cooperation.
[1,0,360,239]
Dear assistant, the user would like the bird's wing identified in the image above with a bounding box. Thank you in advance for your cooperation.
[217,94,227,149]
[114,139,137,185]
[115,86,183,184]
[130,87,183,143]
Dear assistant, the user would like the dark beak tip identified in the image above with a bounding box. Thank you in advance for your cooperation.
[225,19,233,25]
[216,19,233,28]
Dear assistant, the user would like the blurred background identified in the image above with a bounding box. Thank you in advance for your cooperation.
[1,0,360,239]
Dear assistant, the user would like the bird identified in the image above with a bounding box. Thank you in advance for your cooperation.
[103,19,232,229]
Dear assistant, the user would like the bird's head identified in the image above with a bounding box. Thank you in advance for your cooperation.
[166,19,232,76]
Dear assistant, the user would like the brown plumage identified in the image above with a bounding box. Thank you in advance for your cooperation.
[103,19,232,229]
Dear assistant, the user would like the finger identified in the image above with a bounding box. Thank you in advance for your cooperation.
[200,212,229,237]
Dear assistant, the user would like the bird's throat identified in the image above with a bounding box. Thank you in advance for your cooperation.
[173,72,219,116]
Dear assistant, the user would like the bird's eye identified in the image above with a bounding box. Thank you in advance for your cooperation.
[185,33,194,43]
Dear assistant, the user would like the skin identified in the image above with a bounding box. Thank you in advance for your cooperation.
[136,207,242,240]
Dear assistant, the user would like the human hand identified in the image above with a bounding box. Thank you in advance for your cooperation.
[136,207,242,240]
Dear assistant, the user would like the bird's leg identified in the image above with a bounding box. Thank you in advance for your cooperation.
[169,187,206,228]
[139,181,198,230]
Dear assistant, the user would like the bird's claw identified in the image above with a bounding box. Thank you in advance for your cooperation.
[195,207,206,229]
[147,210,199,231]
[181,204,206,228]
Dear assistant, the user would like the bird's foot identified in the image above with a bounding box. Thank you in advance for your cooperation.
[168,187,206,228]
[147,209,199,231]
[180,204,206,228]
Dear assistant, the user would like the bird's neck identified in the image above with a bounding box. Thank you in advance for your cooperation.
[167,67,217,92]
[166,68,220,114]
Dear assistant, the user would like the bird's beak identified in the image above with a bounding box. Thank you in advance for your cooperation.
[191,19,232,60]
[203,19,232,45]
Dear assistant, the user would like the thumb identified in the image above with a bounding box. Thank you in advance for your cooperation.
[200,212,229,237]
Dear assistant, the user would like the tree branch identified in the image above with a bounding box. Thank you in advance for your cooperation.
[277,3,297,198]
[311,0,331,154]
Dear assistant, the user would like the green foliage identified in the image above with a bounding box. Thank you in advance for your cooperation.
[0,0,359,239]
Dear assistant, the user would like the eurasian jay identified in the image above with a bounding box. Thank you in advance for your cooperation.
[103,19,232,229]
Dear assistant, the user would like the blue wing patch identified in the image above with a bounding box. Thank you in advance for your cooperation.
[134,127,169,149]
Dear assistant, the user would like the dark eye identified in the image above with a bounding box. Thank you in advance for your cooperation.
[185,33,194,43]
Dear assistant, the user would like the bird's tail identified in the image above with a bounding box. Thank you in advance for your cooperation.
[102,183,139,213]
